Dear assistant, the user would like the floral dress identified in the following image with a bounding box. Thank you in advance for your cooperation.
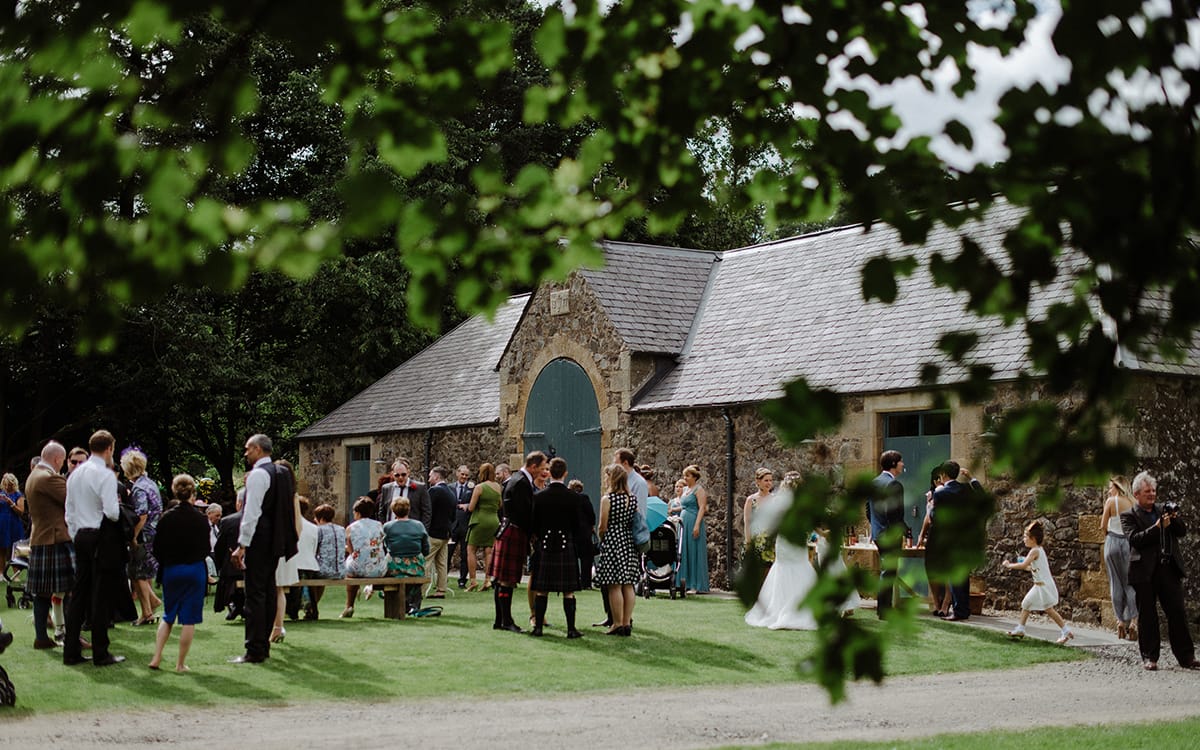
[130,475,163,580]
[345,518,388,578]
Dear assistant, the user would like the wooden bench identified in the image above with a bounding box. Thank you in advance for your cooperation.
[239,576,429,620]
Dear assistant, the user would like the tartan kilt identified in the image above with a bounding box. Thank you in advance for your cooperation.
[489,525,529,584]
[26,541,75,596]
[530,539,581,593]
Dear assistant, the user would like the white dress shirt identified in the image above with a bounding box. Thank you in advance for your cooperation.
[238,456,272,548]
[64,454,120,539]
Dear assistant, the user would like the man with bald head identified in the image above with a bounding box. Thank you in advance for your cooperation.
[26,441,72,650]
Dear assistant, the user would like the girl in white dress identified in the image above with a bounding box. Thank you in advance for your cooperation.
[1002,520,1073,644]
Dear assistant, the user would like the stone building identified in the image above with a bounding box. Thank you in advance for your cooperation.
[298,200,1200,628]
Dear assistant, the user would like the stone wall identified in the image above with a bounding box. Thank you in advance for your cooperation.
[299,426,504,525]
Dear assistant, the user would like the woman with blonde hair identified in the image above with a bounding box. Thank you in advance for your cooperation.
[594,464,639,636]
[1100,475,1138,640]
[676,465,710,593]
[120,449,163,625]
[464,463,502,591]
[0,473,25,572]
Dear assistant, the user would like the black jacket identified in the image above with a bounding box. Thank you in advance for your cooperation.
[427,482,457,540]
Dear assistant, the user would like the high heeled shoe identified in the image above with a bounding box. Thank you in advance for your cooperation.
[465,581,480,592]
[269,627,286,643]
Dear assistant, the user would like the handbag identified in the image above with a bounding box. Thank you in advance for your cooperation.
[631,508,651,553]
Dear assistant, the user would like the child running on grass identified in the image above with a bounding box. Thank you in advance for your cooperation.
[1002,520,1074,644]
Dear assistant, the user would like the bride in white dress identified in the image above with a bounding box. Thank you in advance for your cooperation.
[745,478,860,630]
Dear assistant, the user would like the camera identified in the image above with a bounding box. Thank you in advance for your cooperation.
[1163,501,1182,517]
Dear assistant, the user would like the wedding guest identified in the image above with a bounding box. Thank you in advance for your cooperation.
[916,467,952,617]
[490,451,545,633]
[120,449,163,626]
[148,474,210,672]
[307,503,346,619]
[286,497,320,621]
[212,492,245,620]
[1122,472,1199,671]
[228,434,298,664]
[340,497,387,618]
[595,464,639,636]
[529,457,586,638]
[639,465,660,502]
[383,497,430,614]
[0,474,26,572]
[25,442,72,650]
[676,465,710,593]
[465,463,502,591]
[569,479,597,590]
[1099,475,1138,640]
[63,430,125,666]
[268,461,303,643]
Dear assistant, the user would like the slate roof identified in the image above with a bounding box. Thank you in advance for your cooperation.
[633,201,1200,411]
[297,294,530,439]
[579,241,718,355]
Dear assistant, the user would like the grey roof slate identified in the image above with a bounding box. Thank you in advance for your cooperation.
[298,294,530,439]
[633,201,1200,411]
[579,241,718,354]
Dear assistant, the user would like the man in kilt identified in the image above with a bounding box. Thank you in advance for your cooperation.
[25,441,74,650]
[489,451,545,633]
[529,457,587,638]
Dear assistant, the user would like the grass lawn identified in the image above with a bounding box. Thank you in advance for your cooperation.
[728,717,1200,750]
[0,587,1084,715]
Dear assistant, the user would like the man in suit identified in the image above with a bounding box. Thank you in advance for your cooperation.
[229,434,297,664]
[870,450,907,619]
[377,459,431,528]
[25,441,70,650]
[425,466,457,599]
[1122,471,1199,671]
[448,464,474,589]
[62,429,125,666]
[491,451,545,633]
[529,457,587,638]
[929,460,988,621]
[213,493,245,620]
[569,479,596,590]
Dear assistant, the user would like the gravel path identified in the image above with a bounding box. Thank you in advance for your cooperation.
[6,648,1200,749]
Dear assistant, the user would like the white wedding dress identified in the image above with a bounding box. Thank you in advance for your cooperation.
[744,491,861,631]
[744,534,820,630]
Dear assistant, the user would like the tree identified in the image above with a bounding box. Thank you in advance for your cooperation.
[4,0,1200,699]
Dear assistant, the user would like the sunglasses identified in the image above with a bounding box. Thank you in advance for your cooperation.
[69,459,84,466]
[394,472,408,478]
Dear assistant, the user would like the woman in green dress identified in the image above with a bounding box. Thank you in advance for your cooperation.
[465,462,502,591]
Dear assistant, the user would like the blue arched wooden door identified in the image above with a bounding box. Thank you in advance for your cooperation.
[522,358,602,502]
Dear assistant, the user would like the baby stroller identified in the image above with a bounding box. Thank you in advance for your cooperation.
[638,516,685,599]
[3,540,32,610]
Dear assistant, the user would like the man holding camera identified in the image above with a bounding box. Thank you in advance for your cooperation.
[1121,471,1199,671]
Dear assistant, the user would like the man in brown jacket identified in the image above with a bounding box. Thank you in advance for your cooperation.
[25,441,72,650]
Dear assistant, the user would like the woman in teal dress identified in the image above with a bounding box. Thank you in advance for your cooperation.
[465,462,502,591]
[676,464,710,593]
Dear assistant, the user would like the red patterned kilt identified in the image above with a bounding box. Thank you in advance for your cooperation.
[489,525,529,584]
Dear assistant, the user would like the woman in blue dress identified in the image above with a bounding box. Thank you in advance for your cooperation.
[0,473,26,573]
[676,465,710,593]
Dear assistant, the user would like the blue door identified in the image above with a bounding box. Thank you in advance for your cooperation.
[882,411,952,598]
[522,358,602,503]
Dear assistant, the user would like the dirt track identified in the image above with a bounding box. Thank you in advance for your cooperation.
[6,647,1199,748]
